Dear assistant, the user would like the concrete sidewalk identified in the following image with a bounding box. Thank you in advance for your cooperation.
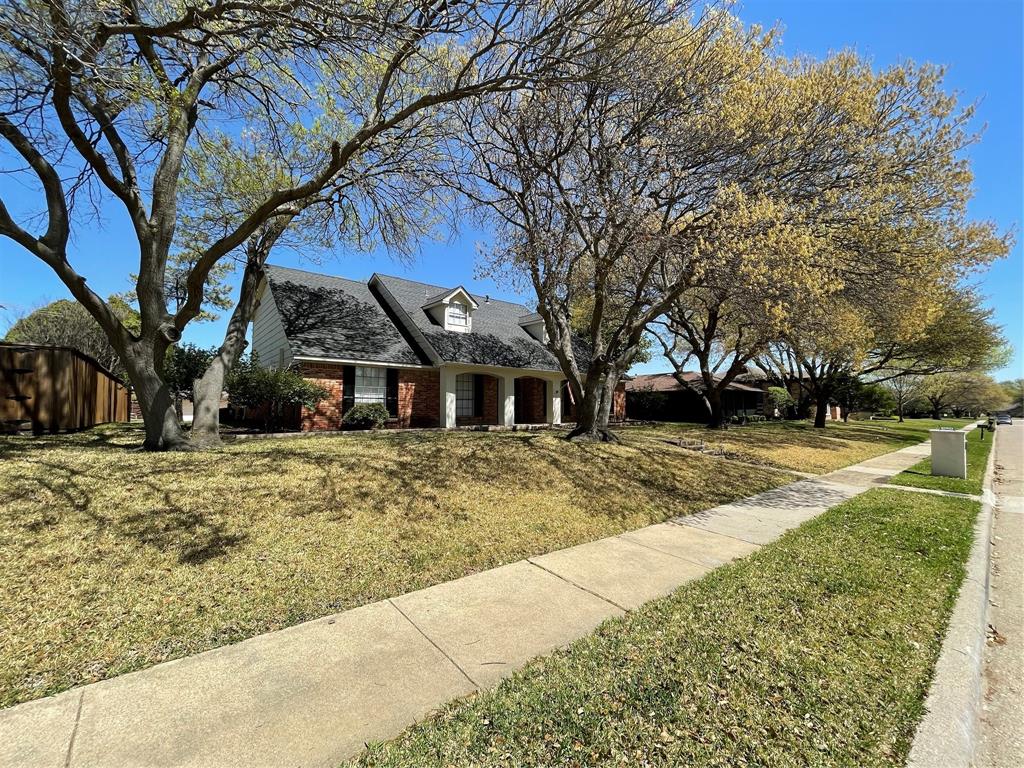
[1,439,932,768]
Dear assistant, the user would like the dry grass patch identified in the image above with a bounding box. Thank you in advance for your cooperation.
[1,425,791,707]
[623,418,970,474]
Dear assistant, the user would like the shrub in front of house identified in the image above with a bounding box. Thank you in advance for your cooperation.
[226,356,329,432]
[342,403,390,430]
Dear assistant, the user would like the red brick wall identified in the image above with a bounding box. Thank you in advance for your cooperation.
[399,368,439,428]
[298,363,442,430]
[516,377,547,424]
[293,365,604,430]
[456,374,499,427]
[298,362,346,431]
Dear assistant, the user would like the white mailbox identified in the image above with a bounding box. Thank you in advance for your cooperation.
[930,429,967,479]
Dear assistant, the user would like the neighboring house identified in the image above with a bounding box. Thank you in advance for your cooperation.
[625,371,766,423]
[250,265,625,430]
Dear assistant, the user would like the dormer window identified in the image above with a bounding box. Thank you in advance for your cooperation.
[447,301,469,328]
[422,286,478,333]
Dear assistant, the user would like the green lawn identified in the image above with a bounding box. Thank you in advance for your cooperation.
[889,425,992,495]
[621,417,971,474]
[351,489,978,768]
[1,425,793,708]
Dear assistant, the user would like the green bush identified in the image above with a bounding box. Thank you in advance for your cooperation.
[342,403,390,430]
[226,356,329,432]
[767,386,794,417]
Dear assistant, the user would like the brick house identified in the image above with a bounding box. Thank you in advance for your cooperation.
[625,372,766,422]
[250,265,626,431]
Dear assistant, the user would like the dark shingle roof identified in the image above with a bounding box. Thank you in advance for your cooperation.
[373,274,561,371]
[264,265,427,365]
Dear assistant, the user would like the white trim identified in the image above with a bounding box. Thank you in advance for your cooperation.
[438,362,564,380]
[421,286,479,311]
[292,355,431,369]
[440,367,458,428]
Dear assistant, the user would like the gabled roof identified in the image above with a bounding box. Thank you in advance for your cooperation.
[372,274,561,371]
[263,265,428,366]
[421,285,479,310]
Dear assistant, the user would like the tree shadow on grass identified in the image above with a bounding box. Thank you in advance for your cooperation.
[6,458,248,565]
[0,424,143,459]
[231,428,793,531]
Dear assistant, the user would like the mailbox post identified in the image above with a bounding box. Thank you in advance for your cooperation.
[930,429,967,479]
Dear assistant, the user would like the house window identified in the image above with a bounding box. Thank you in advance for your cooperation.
[354,366,386,405]
[456,373,475,417]
[447,301,468,328]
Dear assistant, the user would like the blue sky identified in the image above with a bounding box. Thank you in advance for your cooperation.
[1,0,1021,380]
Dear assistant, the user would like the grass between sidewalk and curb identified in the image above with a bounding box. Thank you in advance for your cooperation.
[351,489,979,768]
[1,425,792,708]
[889,426,994,495]
[622,418,969,474]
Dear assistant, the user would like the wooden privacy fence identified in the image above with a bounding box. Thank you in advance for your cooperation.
[0,343,131,434]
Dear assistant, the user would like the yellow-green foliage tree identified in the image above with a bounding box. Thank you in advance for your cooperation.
[1001,379,1024,413]
[752,54,1012,427]
[920,371,1009,419]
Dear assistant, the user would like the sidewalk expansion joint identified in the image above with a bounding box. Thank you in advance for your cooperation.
[663,516,765,547]
[387,599,480,690]
[878,484,982,501]
[616,532,747,570]
[525,559,629,613]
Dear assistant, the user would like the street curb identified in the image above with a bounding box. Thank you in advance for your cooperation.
[907,427,998,768]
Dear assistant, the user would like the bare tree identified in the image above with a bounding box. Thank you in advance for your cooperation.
[0,0,652,449]
[882,374,925,423]
[184,87,470,445]
[652,247,794,428]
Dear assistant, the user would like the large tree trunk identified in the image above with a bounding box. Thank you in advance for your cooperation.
[191,355,231,447]
[813,393,830,428]
[567,365,619,442]
[703,387,725,428]
[124,348,189,450]
[190,259,264,448]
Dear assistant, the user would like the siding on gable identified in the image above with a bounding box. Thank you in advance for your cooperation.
[251,286,293,369]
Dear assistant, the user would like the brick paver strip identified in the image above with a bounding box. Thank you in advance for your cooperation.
[0,437,941,768]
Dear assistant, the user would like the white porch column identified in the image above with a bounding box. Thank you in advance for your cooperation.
[498,374,516,427]
[440,367,457,428]
[546,378,562,425]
